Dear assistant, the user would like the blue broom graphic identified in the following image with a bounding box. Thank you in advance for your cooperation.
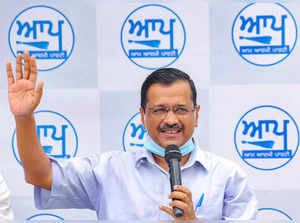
[130,143,144,147]
[239,36,272,44]
[16,41,50,50]
[128,40,161,48]
[242,140,274,148]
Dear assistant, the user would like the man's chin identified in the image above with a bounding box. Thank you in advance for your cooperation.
[157,139,184,149]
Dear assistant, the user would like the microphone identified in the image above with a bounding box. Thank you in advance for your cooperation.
[165,144,184,218]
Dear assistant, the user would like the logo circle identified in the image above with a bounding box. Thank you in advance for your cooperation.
[122,112,147,152]
[234,105,299,171]
[258,208,292,220]
[12,110,78,166]
[8,5,75,71]
[232,3,297,66]
[26,213,64,221]
[121,4,186,70]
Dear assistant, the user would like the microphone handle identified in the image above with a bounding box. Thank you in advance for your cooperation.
[173,207,184,218]
[168,159,184,218]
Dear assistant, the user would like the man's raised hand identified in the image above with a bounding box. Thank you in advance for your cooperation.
[6,51,44,117]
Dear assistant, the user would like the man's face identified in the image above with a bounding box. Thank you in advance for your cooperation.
[140,80,200,148]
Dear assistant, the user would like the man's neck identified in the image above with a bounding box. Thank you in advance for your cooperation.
[152,153,191,172]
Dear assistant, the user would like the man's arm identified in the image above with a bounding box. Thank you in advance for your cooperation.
[6,51,52,190]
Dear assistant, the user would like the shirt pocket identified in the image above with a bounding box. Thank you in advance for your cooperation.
[194,186,224,219]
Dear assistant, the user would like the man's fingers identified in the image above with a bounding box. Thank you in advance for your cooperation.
[159,205,175,218]
[163,186,196,220]
[6,62,15,86]
[29,56,38,85]
[23,51,31,80]
[174,185,192,198]
[169,191,189,203]
[169,200,188,210]
[16,54,23,80]
[168,199,196,220]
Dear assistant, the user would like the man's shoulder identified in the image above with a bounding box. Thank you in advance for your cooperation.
[88,149,146,168]
[54,149,146,171]
[100,149,146,160]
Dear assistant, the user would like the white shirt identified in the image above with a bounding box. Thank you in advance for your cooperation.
[35,147,257,220]
[0,174,13,221]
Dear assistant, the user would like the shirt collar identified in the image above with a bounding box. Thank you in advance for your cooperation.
[183,146,210,171]
[134,148,156,168]
[134,145,210,171]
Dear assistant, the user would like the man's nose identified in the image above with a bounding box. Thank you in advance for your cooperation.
[163,110,179,124]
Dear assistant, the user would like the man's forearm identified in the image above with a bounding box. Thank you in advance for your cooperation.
[15,114,52,190]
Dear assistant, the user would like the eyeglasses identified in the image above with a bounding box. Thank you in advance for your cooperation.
[147,105,195,119]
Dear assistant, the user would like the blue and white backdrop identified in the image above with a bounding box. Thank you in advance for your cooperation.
[0,0,299,220]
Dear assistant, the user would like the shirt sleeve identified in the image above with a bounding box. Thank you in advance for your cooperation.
[0,174,14,221]
[34,155,101,210]
[222,167,258,220]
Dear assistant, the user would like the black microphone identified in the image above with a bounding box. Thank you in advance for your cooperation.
[165,144,184,218]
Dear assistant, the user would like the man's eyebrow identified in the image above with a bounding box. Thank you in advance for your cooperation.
[151,104,168,107]
[150,104,188,108]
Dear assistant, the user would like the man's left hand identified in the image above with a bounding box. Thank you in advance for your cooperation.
[159,185,196,220]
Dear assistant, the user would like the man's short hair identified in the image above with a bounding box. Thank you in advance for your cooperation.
[141,68,197,112]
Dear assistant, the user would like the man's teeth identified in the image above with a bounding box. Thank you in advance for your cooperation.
[162,129,180,133]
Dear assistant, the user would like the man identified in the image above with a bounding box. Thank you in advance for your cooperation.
[6,51,257,220]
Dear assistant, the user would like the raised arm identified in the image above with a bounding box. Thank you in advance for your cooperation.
[6,51,52,190]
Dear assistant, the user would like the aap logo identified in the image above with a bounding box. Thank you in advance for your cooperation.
[122,112,147,152]
[121,4,186,70]
[257,208,292,220]
[27,213,64,222]
[232,3,297,66]
[12,110,78,166]
[8,5,75,71]
[234,105,299,171]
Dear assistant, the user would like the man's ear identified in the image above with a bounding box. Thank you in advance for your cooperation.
[140,107,147,130]
[194,105,200,127]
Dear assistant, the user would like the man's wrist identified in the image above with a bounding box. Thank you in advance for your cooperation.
[14,113,35,122]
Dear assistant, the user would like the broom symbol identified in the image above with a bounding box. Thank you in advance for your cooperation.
[242,140,274,149]
[128,40,161,48]
[130,143,144,147]
[239,36,272,44]
[16,41,50,50]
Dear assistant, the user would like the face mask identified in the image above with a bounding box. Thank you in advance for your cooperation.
[143,135,195,157]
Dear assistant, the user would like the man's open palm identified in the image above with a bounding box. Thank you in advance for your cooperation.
[6,51,43,117]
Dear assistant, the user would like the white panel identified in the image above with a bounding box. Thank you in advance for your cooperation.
[0,0,97,89]
[210,84,300,191]
[97,0,209,91]
[210,0,300,85]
